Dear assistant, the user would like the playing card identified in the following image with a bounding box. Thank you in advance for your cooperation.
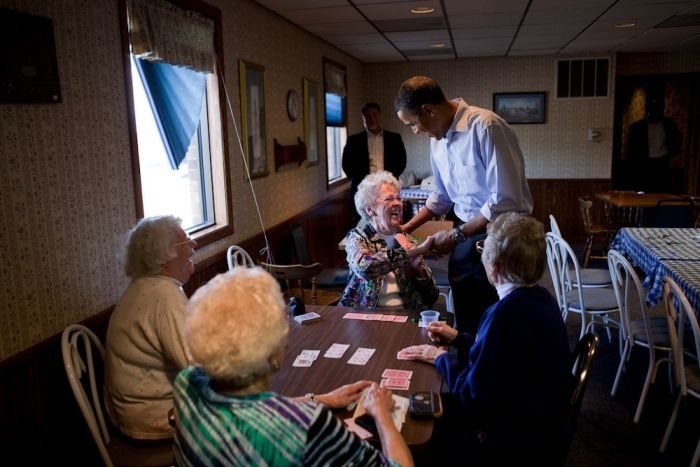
[300,350,320,360]
[292,356,313,367]
[363,314,384,320]
[396,350,413,360]
[392,315,409,323]
[324,343,350,358]
[382,368,413,379]
[347,347,375,365]
[380,377,410,391]
[343,312,367,320]
[344,417,373,439]
[380,314,395,321]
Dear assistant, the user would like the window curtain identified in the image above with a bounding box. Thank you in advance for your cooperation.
[127,0,214,168]
[134,58,206,170]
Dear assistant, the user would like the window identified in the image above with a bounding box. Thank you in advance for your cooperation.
[323,58,348,186]
[122,0,231,243]
[556,57,609,98]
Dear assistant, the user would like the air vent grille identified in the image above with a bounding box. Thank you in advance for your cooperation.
[556,58,609,98]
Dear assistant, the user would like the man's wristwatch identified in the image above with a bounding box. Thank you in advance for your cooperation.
[453,226,467,243]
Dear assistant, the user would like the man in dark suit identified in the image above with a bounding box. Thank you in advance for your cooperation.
[342,103,407,207]
[626,92,682,193]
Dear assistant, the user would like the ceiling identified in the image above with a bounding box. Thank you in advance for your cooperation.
[253,0,700,63]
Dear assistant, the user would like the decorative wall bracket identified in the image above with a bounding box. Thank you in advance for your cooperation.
[273,137,307,171]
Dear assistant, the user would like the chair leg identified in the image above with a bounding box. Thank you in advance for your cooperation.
[611,340,631,397]
[583,235,593,268]
[660,392,684,452]
[691,437,700,467]
[633,353,656,423]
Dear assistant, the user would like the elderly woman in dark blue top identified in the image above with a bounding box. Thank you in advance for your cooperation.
[399,212,570,464]
[339,171,438,310]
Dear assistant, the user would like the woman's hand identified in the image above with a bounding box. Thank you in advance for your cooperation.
[362,382,395,419]
[315,380,372,409]
[426,321,458,345]
[397,344,447,365]
[429,229,455,255]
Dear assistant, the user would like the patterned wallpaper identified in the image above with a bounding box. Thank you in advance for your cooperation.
[1,0,699,360]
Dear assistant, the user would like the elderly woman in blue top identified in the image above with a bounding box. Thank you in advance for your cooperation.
[398,212,570,464]
[174,266,413,467]
[339,170,438,309]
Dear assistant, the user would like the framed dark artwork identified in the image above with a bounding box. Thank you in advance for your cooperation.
[493,92,546,124]
[238,59,268,179]
[0,8,62,103]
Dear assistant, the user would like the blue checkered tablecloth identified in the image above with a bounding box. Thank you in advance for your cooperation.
[400,187,432,200]
[611,228,700,309]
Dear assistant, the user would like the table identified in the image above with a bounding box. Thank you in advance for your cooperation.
[610,227,700,310]
[594,192,686,227]
[400,187,432,216]
[270,304,443,447]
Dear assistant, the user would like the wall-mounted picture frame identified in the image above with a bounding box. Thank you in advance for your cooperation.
[0,8,62,103]
[303,78,320,166]
[493,92,546,124]
[239,60,268,178]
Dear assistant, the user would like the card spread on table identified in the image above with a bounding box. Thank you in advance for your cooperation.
[324,343,350,358]
[392,315,409,323]
[380,377,411,391]
[300,350,320,360]
[342,312,409,323]
[292,355,314,367]
[347,347,375,365]
[382,368,413,379]
[343,312,367,320]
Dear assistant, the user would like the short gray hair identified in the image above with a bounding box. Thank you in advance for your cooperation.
[354,171,401,222]
[123,215,182,279]
[185,267,289,387]
[481,212,546,286]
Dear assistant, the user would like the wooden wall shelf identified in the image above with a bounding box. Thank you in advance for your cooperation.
[274,137,306,171]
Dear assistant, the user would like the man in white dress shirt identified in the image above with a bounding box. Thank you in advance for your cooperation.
[395,76,533,334]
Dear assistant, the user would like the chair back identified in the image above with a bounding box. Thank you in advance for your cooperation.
[545,232,585,320]
[289,221,348,287]
[549,214,562,237]
[261,262,325,305]
[289,222,314,265]
[654,198,695,228]
[662,276,700,393]
[226,245,254,270]
[608,249,655,348]
[559,332,600,465]
[545,232,569,320]
[62,324,113,466]
[577,196,596,235]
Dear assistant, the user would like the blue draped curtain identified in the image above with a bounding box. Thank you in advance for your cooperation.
[134,58,206,170]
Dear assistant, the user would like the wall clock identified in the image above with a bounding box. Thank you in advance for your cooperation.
[286,89,299,121]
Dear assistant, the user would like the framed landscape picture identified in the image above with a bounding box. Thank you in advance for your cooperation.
[493,92,546,124]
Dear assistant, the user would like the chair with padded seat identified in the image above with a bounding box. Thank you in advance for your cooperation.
[577,196,617,268]
[289,221,348,288]
[607,249,672,423]
[260,262,341,306]
[61,324,174,467]
[545,232,619,340]
[558,332,599,466]
[659,276,700,465]
[549,214,612,288]
[226,244,254,269]
[653,198,695,228]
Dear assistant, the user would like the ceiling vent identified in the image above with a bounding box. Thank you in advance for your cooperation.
[373,17,446,32]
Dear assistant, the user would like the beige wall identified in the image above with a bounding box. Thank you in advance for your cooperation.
[0,0,362,360]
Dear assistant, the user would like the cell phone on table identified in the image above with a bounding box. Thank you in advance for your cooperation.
[409,391,443,418]
[354,413,378,436]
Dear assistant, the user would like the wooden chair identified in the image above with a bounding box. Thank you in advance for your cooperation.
[578,196,616,268]
[289,222,348,288]
[260,262,341,306]
[653,198,695,228]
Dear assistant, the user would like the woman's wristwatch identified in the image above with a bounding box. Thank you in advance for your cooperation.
[453,226,467,243]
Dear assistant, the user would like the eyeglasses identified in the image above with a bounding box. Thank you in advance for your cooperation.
[382,196,403,204]
[172,236,196,247]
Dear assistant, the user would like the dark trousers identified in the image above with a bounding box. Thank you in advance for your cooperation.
[448,233,498,335]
